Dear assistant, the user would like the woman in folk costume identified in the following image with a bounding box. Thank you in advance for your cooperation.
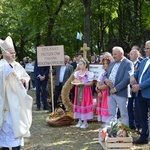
[96,58,111,122]
[73,59,94,129]
[0,36,33,150]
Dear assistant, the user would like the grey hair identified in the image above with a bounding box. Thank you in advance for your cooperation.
[146,40,150,45]
[112,46,124,55]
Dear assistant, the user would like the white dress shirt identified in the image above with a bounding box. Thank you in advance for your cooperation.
[139,58,150,83]
[59,65,66,82]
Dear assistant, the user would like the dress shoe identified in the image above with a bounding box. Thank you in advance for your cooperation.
[43,107,49,110]
[36,108,40,111]
[12,146,20,150]
[130,126,136,130]
[47,108,52,114]
[133,138,148,144]
[2,147,9,150]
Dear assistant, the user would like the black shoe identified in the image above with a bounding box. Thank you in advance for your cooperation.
[43,107,49,110]
[36,108,40,111]
[133,138,148,144]
[2,147,9,150]
[12,146,20,150]
[130,126,136,130]
[47,108,52,114]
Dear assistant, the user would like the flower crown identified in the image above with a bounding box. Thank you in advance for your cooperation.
[79,58,87,64]
[102,58,111,64]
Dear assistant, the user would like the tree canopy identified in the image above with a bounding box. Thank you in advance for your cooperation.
[0,0,150,60]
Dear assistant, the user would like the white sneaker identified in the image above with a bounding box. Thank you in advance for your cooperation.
[76,121,82,128]
[80,123,88,129]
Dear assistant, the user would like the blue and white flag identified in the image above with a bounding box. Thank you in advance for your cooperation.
[76,32,82,40]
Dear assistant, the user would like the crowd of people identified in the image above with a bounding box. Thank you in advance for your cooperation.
[0,36,150,150]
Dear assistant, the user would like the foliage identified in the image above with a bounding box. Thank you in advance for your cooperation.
[0,0,150,60]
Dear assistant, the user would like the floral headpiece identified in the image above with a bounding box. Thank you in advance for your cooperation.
[79,58,87,64]
[102,58,111,64]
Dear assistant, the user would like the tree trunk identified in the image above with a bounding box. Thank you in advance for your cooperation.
[82,0,91,49]
[45,0,64,45]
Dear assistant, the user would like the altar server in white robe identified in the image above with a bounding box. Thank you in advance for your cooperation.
[0,36,33,150]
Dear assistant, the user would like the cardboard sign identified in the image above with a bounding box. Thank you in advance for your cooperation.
[25,65,34,72]
[89,64,104,80]
[37,45,64,66]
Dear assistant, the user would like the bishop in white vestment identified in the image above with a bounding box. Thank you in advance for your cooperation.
[0,36,33,150]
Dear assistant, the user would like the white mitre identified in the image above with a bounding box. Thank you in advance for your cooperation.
[0,36,14,51]
[0,39,4,45]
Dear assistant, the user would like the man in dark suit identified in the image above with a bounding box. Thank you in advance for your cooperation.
[52,55,73,110]
[128,49,141,131]
[104,46,134,126]
[34,57,50,111]
[130,40,150,144]
[71,53,82,70]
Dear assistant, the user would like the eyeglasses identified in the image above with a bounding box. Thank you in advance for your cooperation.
[144,48,150,50]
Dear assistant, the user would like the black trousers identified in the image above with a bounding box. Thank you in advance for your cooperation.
[138,91,150,139]
[2,146,20,150]
[53,83,63,109]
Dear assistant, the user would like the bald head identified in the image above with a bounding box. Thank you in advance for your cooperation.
[112,46,124,62]
[129,49,139,62]
[144,40,150,57]
[64,55,70,64]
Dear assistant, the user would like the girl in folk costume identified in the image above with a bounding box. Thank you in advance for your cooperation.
[96,58,111,122]
[73,59,94,129]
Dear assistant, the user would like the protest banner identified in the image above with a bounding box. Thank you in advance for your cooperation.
[37,45,64,66]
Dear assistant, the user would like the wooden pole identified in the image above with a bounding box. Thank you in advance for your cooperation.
[50,65,54,112]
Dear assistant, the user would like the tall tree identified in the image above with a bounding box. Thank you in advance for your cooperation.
[82,0,91,48]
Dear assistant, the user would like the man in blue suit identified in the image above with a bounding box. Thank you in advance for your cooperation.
[130,40,150,144]
[104,46,134,126]
[34,57,50,111]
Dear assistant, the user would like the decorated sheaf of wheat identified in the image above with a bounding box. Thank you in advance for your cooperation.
[61,72,74,112]
[61,67,80,112]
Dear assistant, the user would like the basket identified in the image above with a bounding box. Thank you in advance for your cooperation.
[46,108,74,127]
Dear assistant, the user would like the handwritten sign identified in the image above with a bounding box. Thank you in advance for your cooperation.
[89,64,104,80]
[37,45,64,66]
[25,65,34,72]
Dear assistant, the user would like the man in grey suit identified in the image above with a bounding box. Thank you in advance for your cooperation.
[52,55,73,110]
[104,46,134,126]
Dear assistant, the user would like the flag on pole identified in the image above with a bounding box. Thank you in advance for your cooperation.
[76,32,82,40]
